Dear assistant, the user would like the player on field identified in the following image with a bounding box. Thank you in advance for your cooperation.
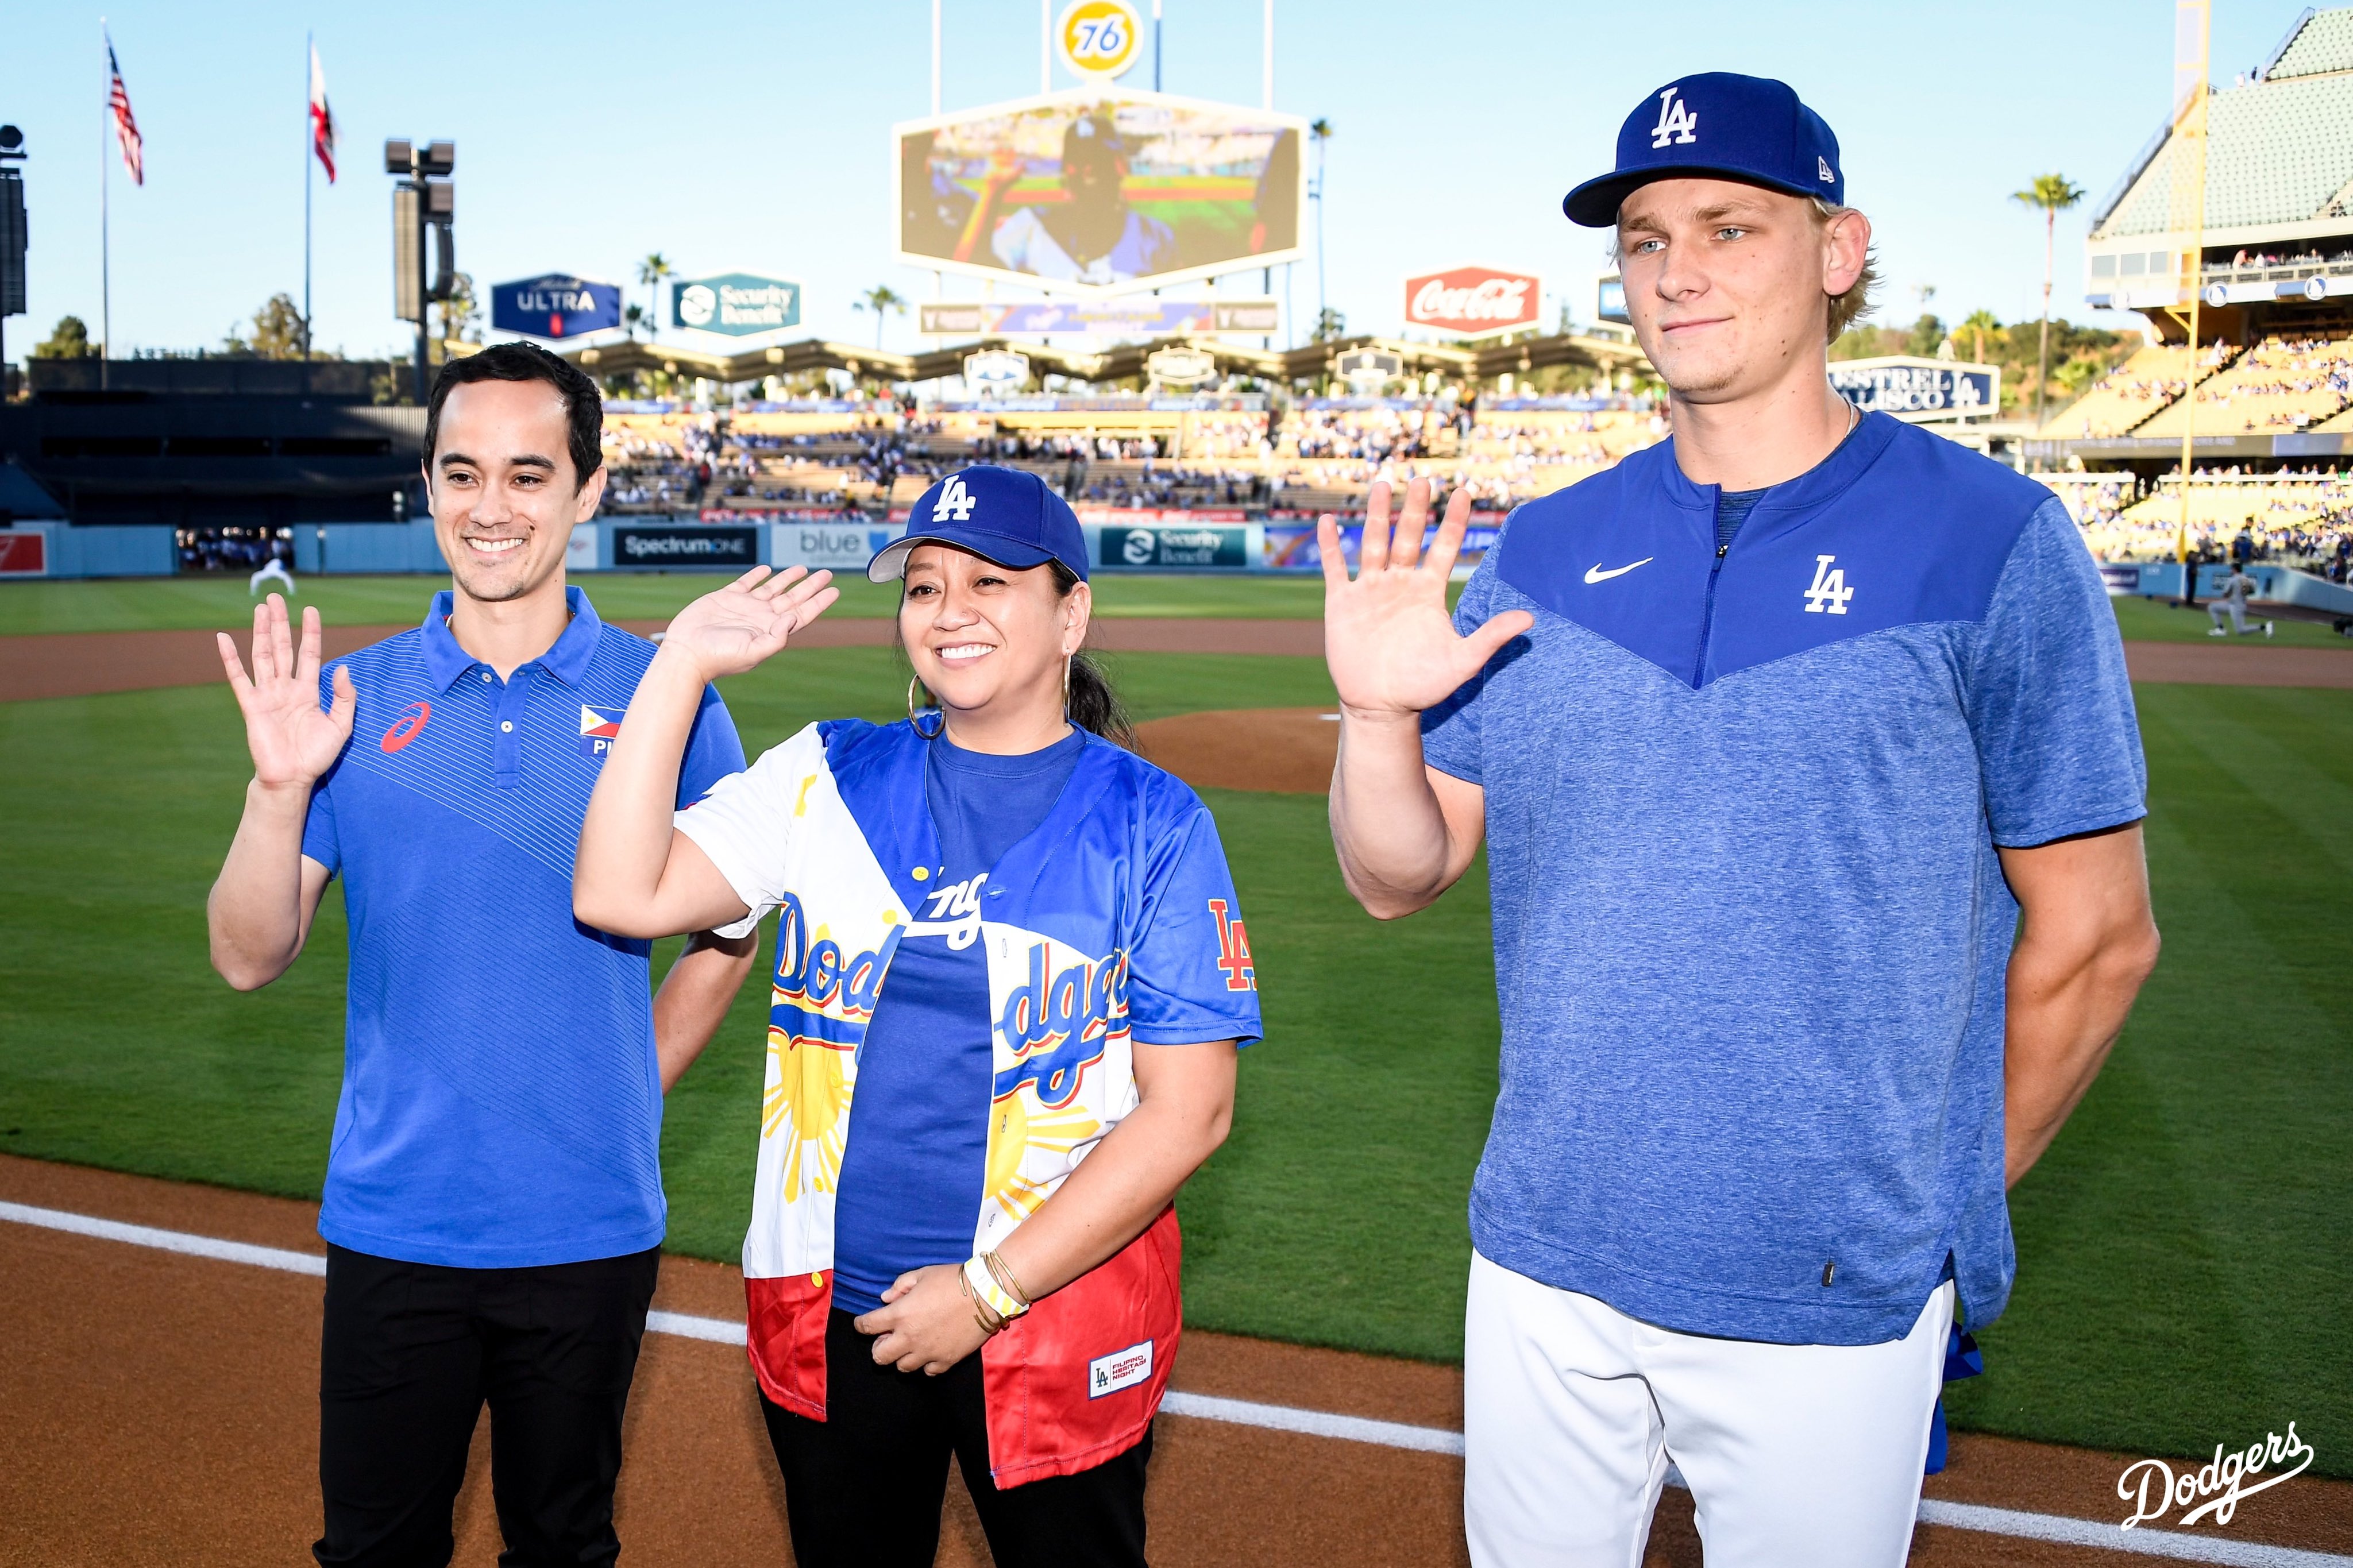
[573,465,1259,1568]
[207,342,754,1567]
[2207,561,2274,636]
[1321,74,2161,1566]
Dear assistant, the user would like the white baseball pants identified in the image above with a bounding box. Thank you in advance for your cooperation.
[1464,1251,1955,1568]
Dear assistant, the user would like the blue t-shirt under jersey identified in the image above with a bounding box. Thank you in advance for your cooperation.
[830,727,1090,1316]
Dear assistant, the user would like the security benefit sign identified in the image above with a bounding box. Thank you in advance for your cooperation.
[611,525,758,569]
[897,89,1307,296]
[492,275,623,339]
[672,273,801,336]
[1101,523,1247,569]
[1827,357,1999,421]
[1403,266,1541,338]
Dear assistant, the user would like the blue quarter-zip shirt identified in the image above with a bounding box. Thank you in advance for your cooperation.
[1422,412,2146,1345]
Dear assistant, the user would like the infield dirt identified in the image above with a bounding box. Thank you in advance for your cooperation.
[4,1155,2347,1567]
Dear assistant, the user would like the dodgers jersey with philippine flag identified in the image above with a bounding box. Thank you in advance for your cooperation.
[1422,412,2146,1347]
[674,717,1262,1488]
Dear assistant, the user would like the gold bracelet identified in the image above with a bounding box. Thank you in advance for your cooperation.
[963,1254,1028,1324]
[982,1250,1033,1311]
[956,1262,1006,1335]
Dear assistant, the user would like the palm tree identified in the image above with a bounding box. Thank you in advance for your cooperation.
[854,285,907,351]
[2011,175,2085,427]
[637,253,673,341]
[1958,308,2001,368]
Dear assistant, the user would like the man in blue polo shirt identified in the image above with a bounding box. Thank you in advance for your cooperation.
[207,342,753,1567]
[1322,76,2160,1565]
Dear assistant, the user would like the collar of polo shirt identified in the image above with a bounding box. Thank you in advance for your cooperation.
[418,585,603,690]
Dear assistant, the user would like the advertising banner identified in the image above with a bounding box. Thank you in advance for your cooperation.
[611,525,758,569]
[1056,0,1141,78]
[1263,520,1500,574]
[919,298,1277,337]
[565,523,600,572]
[1828,357,1999,420]
[671,272,801,336]
[0,531,49,576]
[964,350,1033,393]
[897,89,1306,298]
[1097,522,1248,568]
[491,274,623,339]
[1403,266,1541,338]
[1077,507,1245,524]
[768,519,903,571]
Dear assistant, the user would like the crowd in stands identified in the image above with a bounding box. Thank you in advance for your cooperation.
[2063,468,2353,577]
[2043,341,2241,438]
[176,525,291,574]
[2135,335,2353,435]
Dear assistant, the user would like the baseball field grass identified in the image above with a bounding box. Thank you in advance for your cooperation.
[0,580,2346,1476]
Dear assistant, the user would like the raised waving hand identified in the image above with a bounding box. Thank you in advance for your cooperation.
[217,594,356,790]
[1320,478,1532,719]
[659,565,840,681]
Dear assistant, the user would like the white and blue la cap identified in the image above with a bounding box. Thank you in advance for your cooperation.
[1563,72,1843,227]
[868,464,1090,583]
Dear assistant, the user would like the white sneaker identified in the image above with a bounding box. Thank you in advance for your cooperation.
[2264,623,2274,638]
[2209,628,2225,636]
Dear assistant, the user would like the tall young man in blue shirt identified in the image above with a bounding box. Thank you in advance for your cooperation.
[207,343,755,1567]
[1322,75,2161,1565]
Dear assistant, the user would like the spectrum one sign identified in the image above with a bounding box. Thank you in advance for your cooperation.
[1403,266,1541,338]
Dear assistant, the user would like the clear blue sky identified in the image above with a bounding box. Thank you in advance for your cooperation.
[0,1,2315,365]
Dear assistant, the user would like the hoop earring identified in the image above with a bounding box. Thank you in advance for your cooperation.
[908,675,944,738]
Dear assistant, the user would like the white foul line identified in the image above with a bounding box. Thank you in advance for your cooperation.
[5,1199,2347,1568]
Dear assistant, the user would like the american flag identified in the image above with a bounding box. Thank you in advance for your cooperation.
[308,44,337,183]
[106,34,142,186]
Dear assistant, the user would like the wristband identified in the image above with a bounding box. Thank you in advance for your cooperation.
[963,1254,1028,1324]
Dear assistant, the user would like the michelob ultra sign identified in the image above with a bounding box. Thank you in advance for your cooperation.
[491,275,622,339]
[1403,265,1541,338]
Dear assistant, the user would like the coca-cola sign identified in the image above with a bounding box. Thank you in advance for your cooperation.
[1403,266,1541,338]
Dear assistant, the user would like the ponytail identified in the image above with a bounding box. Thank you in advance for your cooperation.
[1051,562,1137,751]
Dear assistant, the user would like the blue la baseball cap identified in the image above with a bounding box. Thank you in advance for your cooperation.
[869,464,1089,584]
[1563,72,1843,227]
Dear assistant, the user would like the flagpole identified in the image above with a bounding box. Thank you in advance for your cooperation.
[100,19,110,389]
[304,32,314,380]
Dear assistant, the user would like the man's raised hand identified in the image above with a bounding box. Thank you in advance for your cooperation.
[659,565,839,681]
[1320,478,1532,720]
[216,594,356,792]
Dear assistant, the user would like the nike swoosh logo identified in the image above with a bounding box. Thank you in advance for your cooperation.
[1584,557,1653,584]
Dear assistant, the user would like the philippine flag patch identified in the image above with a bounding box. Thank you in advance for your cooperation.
[579,704,626,756]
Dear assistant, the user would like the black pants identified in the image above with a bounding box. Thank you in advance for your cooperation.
[314,1242,661,1568]
[762,1309,1151,1568]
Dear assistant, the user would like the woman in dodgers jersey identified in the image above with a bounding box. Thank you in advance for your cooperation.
[576,465,1260,1568]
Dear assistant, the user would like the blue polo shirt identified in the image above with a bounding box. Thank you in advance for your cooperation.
[301,588,743,1268]
[1423,414,2146,1345]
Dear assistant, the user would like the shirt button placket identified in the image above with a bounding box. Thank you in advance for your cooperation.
[494,669,529,789]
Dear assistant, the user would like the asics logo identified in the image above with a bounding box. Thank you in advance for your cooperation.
[1584,557,1653,584]
[933,476,977,522]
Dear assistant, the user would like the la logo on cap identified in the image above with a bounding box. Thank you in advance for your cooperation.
[933,476,977,522]
[1651,87,1698,149]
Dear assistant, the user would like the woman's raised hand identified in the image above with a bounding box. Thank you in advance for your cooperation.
[659,565,839,681]
[1320,478,1533,721]
[216,594,356,792]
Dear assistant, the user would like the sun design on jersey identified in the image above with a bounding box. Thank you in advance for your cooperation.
[984,1087,1100,1222]
[763,1026,851,1203]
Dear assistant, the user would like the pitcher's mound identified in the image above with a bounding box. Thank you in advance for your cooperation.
[1135,707,1339,794]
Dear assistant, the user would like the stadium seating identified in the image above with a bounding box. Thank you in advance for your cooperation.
[2078,470,2353,565]
[2131,335,2353,437]
[2038,342,2240,438]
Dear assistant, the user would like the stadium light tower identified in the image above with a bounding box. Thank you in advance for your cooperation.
[0,125,26,397]
[384,138,457,403]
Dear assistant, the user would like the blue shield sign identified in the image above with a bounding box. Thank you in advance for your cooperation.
[492,275,622,339]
